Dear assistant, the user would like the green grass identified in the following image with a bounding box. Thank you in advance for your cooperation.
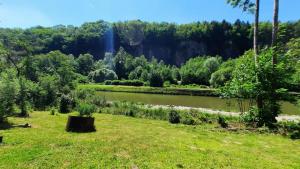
[78,84,218,96]
[1,112,300,169]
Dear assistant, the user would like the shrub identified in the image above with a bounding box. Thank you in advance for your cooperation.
[50,108,56,115]
[77,103,96,117]
[180,111,200,125]
[149,71,164,87]
[290,130,300,140]
[59,94,75,113]
[218,116,228,128]
[104,80,144,86]
[88,68,118,83]
[240,107,259,125]
[168,110,180,124]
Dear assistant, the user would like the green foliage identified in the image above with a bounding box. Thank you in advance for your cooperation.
[285,38,300,92]
[1,20,300,66]
[180,111,199,125]
[290,130,300,140]
[218,116,228,128]
[210,59,236,87]
[168,110,180,124]
[59,94,75,113]
[114,47,130,79]
[31,75,60,110]
[76,53,94,75]
[50,107,57,116]
[88,68,118,83]
[180,56,221,85]
[222,50,257,99]
[87,95,107,108]
[223,48,295,127]
[240,107,259,125]
[149,70,164,87]
[104,80,144,86]
[77,103,96,117]
[226,0,255,13]
[0,70,19,122]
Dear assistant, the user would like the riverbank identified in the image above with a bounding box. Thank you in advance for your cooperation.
[145,104,300,122]
[78,84,218,96]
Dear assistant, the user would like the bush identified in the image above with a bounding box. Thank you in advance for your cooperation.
[104,80,144,86]
[88,68,118,83]
[168,110,180,124]
[59,94,75,113]
[218,116,228,128]
[180,111,200,125]
[50,108,56,115]
[290,130,300,140]
[149,71,164,87]
[77,103,96,117]
[240,107,259,125]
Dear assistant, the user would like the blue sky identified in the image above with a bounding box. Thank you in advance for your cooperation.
[0,0,299,28]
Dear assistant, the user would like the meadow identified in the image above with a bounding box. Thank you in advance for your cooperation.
[0,112,299,169]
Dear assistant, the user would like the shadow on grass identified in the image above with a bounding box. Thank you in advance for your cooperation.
[0,121,31,130]
[0,121,14,130]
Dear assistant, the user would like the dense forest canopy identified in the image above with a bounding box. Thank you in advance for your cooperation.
[0,19,299,65]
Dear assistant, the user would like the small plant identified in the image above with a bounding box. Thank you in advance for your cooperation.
[180,111,198,125]
[168,110,180,124]
[240,107,259,126]
[218,116,228,128]
[89,96,107,108]
[50,108,56,115]
[77,103,96,117]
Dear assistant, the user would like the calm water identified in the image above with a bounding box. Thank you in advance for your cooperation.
[96,91,300,115]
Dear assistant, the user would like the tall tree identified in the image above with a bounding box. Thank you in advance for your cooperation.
[271,0,279,62]
[227,0,265,117]
[226,0,258,64]
[253,0,260,65]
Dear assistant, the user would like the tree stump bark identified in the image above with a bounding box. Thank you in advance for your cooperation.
[66,116,96,133]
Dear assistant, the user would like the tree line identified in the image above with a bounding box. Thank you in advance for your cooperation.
[0,19,299,65]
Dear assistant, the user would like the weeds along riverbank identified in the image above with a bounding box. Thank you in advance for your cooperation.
[78,84,219,96]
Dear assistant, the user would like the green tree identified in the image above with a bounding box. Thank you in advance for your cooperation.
[149,70,164,87]
[114,47,129,79]
[88,68,118,83]
[0,70,19,122]
[76,53,94,75]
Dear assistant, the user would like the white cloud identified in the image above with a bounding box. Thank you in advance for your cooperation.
[0,5,52,28]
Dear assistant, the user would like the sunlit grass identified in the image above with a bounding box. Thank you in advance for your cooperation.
[0,112,299,169]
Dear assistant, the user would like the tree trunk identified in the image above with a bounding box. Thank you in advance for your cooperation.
[270,0,279,119]
[254,0,263,111]
[272,0,279,63]
[254,0,260,64]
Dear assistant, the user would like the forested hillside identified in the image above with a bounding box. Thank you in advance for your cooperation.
[1,19,299,65]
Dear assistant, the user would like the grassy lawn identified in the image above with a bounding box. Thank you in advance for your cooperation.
[78,84,218,96]
[0,112,300,169]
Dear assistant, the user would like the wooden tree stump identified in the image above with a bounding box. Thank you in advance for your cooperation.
[66,116,96,133]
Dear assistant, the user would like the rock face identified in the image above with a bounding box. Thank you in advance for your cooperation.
[120,40,209,65]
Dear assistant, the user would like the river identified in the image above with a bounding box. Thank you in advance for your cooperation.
[96,91,300,115]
